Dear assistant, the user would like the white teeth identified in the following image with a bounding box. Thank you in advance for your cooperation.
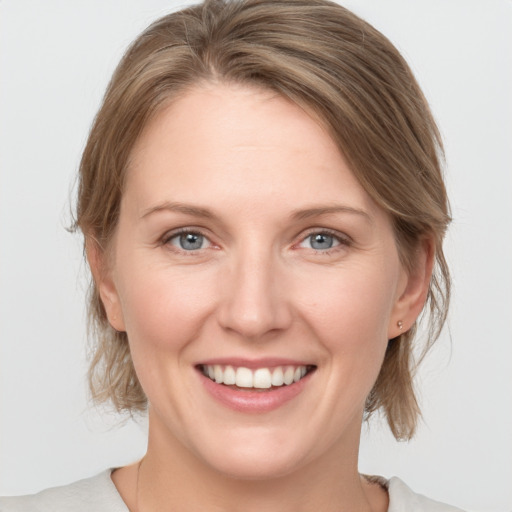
[202,364,311,389]
[283,366,295,385]
[253,368,272,389]
[223,365,236,385]
[214,365,223,383]
[235,367,253,388]
[271,367,284,386]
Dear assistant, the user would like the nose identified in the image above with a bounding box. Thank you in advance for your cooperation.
[217,247,293,340]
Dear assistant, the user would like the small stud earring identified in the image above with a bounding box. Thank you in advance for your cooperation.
[397,320,403,331]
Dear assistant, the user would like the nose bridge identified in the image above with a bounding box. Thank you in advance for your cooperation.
[218,242,291,339]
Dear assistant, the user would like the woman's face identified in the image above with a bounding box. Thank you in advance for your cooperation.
[98,83,421,479]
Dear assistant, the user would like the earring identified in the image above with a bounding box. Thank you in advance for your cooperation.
[397,320,403,331]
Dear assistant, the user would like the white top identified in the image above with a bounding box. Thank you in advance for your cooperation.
[0,470,465,511]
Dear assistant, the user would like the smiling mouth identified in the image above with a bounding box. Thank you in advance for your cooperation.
[198,364,316,391]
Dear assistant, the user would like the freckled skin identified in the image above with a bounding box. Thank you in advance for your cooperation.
[97,83,430,511]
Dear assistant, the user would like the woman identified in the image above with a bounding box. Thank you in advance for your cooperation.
[0,0,462,510]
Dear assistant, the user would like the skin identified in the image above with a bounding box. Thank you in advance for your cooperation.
[90,83,433,512]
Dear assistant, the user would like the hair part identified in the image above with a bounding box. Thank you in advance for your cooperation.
[75,0,451,440]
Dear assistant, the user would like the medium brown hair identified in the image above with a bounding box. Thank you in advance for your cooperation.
[76,0,450,440]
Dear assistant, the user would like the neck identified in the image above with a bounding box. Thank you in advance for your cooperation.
[129,413,386,512]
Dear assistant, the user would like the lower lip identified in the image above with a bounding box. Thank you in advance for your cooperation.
[198,370,313,413]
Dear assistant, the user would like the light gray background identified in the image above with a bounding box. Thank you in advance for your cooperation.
[0,1,511,510]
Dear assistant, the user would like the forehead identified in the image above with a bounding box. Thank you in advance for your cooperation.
[124,83,379,218]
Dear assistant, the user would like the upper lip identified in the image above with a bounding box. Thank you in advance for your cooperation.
[196,357,315,369]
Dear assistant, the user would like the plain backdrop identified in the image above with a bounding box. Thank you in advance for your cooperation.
[0,1,511,510]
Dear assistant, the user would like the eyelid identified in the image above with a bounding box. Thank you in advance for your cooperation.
[161,227,215,251]
[159,226,352,253]
[293,227,353,255]
[298,227,352,244]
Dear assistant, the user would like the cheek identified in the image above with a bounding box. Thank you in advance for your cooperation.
[297,264,396,344]
[292,262,397,399]
[115,259,219,354]
[113,260,221,415]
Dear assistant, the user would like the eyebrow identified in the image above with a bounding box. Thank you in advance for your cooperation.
[291,205,373,224]
[141,201,216,220]
[141,201,372,224]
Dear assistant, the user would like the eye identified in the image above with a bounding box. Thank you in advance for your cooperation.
[166,230,210,251]
[298,231,347,251]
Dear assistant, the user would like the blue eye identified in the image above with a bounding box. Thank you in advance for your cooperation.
[301,232,341,251]
[169,232,208,251]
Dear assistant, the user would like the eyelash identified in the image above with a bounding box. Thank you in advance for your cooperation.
[296,228,352,255]
[160,227,352,255]
[161,228,213,254]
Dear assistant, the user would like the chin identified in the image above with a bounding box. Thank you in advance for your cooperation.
[181,423,312,481]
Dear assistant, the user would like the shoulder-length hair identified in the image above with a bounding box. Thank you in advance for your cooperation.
[75,0,450,441]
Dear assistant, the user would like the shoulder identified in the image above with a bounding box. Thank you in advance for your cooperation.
[386,476,466,512]
[0,470,128,512]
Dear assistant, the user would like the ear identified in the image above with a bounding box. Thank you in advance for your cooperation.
[388,237,435,339]
[86,238,126,332]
